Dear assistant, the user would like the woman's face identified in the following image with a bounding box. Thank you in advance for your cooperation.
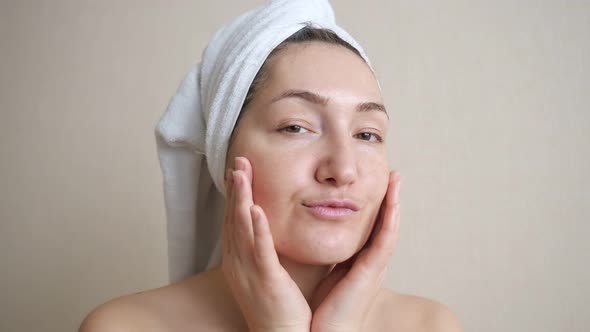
[226,41,390,265]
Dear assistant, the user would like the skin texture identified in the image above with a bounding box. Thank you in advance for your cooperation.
[78,41,464,332]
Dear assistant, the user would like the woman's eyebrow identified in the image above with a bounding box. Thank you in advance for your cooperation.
[270,89,388,118]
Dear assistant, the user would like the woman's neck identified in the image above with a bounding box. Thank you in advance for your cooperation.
[277,255,334,303]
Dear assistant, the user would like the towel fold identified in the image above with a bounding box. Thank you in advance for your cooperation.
[155,0,374,283]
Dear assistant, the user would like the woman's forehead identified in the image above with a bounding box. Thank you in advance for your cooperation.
[267,89,388,119]
[263,42,382,103]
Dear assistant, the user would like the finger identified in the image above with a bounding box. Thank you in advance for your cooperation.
[250,205,281,275]
[363,171,395,250]
[234,167,254,207]
[235,156,253,188]
[222,168,236,256]
[391,172,401,242]
[371,171,400,262]
[392,192,401,241]
[393,202,401,244]
[233,157,255,244]
[365,201,385,248]
[232,170,255,259]
[353,171,401,274]
[224,167,235,224]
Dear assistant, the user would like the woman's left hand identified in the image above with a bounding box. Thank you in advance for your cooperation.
[309,171,401,332]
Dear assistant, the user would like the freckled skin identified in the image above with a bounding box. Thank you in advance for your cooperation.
[226,41,390,265]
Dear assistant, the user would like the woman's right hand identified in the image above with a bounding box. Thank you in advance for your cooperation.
[222,156,312,332]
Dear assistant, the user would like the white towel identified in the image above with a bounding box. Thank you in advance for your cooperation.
[155,0,375,283]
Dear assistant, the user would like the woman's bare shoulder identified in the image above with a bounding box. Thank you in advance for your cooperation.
[374,288,463,332]
[78,270,234,332]
[78,289,167,332]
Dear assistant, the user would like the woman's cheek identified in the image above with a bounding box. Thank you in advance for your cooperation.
[367,159,389,197]
[249,156,289,208]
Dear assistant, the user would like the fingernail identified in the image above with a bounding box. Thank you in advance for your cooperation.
[234,157,244,170]
[232,170,240,186]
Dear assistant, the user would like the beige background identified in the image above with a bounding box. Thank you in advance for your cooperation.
[1,0,589,331]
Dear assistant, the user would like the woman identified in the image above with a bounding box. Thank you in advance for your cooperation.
[80,1,462,331]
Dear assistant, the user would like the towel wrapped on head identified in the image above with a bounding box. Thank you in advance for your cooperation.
[155,0,376,283]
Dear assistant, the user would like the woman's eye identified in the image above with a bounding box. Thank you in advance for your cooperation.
[355,132,382,142]
[278,125,380,141]
[281,125,309,134]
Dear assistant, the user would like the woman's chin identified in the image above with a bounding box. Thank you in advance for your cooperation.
[277,239,361,266]
[271,221,370,265]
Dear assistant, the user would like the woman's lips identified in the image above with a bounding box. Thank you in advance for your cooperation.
[302,199,359,220]
[306,205,356,219]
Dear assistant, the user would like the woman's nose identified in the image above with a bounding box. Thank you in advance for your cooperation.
[315,137,357,187]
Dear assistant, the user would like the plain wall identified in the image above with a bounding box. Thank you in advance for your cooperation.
[1,1,588,331]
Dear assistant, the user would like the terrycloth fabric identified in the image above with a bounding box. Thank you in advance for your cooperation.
[155,0,375,283]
